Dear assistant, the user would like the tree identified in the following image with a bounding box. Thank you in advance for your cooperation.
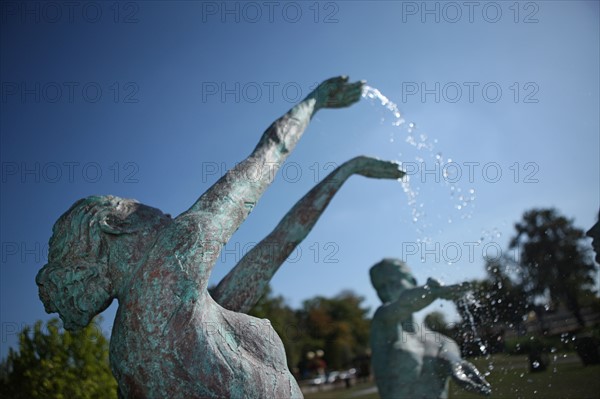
[245,286,373,373]
[0,318,117,399]
[509,208,598,327]
[452,257,529,355]
[297,290,371,370]
[479,257,529,326]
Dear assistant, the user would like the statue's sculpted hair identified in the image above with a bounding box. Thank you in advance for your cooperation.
[37,195,159,330]
[369,258,417,290]
[48,195,138,264]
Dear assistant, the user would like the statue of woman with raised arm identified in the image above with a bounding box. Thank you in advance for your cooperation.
[36,77,404,398]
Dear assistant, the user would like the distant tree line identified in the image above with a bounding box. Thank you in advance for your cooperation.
[246,286,372,378]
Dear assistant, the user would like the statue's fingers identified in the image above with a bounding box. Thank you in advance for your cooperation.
[328,76,349,87]
[346,84,365,97]
[348,80,365,90]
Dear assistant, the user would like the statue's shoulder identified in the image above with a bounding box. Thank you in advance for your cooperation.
[371,307,399,337]
[373,301,406,323]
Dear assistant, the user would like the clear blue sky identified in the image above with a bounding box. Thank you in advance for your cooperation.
[1,1,598,358]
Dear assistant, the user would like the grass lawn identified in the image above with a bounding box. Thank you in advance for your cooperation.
[304,352,600,399]
[449,352,600,399]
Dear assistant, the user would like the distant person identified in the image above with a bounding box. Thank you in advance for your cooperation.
[369,258,491,399]
[586,209,600,263]
[578,209,600,365]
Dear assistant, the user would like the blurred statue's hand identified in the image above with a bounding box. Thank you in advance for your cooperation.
[431,281,471,300]
[426,277,443,289]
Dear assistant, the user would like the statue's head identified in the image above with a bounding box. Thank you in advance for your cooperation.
[369,258,417,303]
[587,209,600,264]
[36,195,171,330]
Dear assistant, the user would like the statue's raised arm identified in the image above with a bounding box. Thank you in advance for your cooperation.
[36,76,413,399]
[176,77,363,289]
[212,156,405,313]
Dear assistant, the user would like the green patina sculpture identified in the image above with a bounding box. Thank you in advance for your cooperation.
[35,77,405,398]
[369,259,492,399]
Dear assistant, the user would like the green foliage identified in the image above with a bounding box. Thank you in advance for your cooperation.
[0,318,117,399]
[297,290,371,370]
[453,208,598,357]
[248,286,371,373]
[509,208,598,326]
[457,258,529,329]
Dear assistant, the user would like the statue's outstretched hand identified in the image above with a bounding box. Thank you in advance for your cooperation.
[311,76,364,109]
[352,156,405,179]
[451,360,492,396]
[427,279,471,301]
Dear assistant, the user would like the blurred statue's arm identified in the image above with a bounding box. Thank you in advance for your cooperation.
[176,77,363,271]
[212,156,404,313]
[382,279,471,320]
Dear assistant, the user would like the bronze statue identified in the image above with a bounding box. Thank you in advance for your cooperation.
[36,77,404,398]
[369,258,491,398]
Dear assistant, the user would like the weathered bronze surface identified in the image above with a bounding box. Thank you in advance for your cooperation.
[36,77,405,398]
